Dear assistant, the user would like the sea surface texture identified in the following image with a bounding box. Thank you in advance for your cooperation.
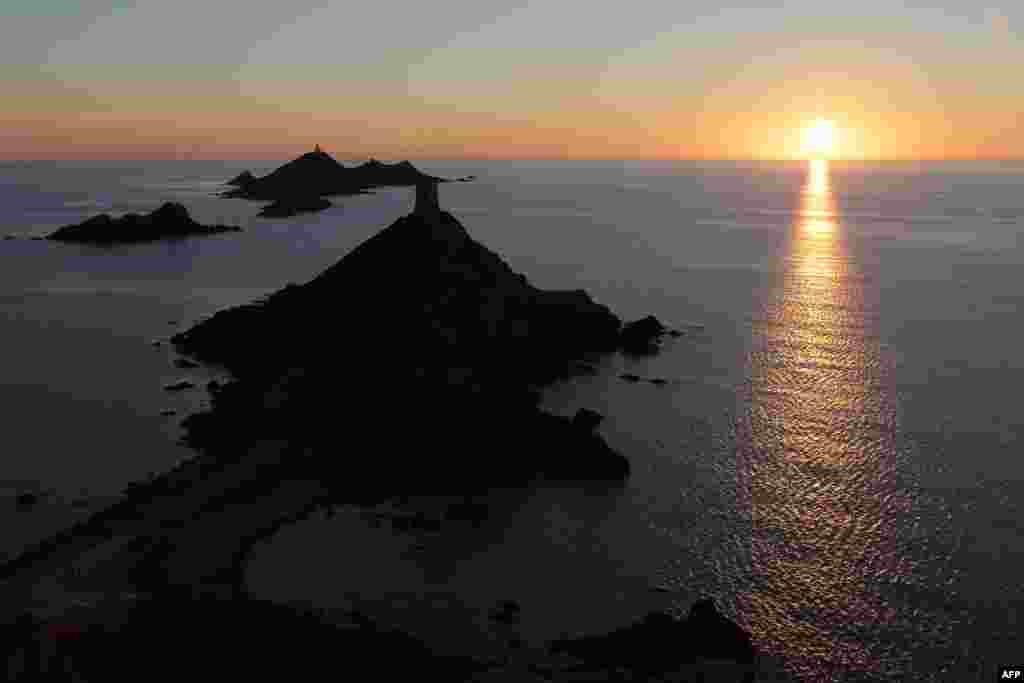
[2,159,1023,680]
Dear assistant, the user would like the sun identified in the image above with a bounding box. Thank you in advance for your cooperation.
[802,118,838,158]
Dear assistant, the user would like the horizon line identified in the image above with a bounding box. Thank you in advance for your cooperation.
[5,157,1024,164]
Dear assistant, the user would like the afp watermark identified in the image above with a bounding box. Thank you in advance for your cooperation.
[999,667,1024,680]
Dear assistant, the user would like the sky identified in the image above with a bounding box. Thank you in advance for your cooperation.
[2,0,1022,160]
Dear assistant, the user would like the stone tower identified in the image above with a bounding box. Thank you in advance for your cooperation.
[414,179,441,220]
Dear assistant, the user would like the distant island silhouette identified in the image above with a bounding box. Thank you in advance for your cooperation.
[47,202,241,244]
[222,147,474,214]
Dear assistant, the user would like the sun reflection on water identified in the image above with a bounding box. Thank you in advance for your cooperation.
[728,159,921,679]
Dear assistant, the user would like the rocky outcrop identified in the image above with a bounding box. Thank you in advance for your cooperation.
[47,203,240,244]
[619,314,672,354]
[225,170,256,187]
[257,196,332,218]
[172,182,635,496]
[551,598,756,680]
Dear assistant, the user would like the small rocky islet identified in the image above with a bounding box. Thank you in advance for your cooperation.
[1,173,756,680]
[46,202,240,244]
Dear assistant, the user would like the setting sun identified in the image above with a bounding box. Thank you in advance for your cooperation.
[802,118,838,158]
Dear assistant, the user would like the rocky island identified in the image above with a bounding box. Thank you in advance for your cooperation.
[173,178,651,492]
[47,202,240,244]
[0,181,751,681]
[222,146,465,207]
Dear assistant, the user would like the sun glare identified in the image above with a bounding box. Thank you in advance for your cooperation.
[802,118,837,159]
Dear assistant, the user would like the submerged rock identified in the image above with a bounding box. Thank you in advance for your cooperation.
[47,202,240,244]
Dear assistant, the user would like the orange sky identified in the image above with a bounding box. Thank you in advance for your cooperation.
[3,1,1021,160]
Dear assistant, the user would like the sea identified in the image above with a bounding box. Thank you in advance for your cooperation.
[2,158,1023,681]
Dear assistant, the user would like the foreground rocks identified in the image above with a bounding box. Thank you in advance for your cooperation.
[47,203,240,244]
[0,595,758,682]
[551,599,756,681]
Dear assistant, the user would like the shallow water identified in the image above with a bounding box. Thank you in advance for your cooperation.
[3,159,1023,680]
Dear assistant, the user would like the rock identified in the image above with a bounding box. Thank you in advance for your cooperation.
[618,315,668,355]
[550,599,755,678]
[47,202,241,244]
[686,599,756,667]
[648,378,668,386]
[571,408,604,432]
[257,196,332,218]
[174,358,200,369]
[163,380,195,392]
[490,600,522,624]
[15,492,40,509]
[445,499,490,523]
[619,373,641,383]
[151,339,164,347]
[160,409,177,416]
[226,170,256,186]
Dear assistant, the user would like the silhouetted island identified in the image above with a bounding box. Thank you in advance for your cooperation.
[174,179,657,493]
[222,146,462,202]
[0,181,737,681]
[47,202,240,244]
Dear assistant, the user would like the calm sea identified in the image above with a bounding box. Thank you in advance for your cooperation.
[2,159,1023,680]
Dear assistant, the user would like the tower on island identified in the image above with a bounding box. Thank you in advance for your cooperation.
[414,179,441,220]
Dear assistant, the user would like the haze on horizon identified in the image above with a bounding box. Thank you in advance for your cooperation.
[2,0,1022,161]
